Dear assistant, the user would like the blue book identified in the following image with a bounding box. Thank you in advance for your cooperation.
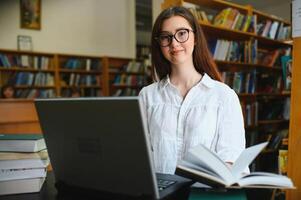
[281,55,292,90]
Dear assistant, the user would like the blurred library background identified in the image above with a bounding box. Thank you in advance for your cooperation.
[0,0,300,200]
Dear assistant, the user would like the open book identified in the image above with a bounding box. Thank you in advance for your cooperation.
[175,142,294,188]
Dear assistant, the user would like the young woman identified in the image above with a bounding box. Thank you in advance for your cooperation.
[139,6,246,174]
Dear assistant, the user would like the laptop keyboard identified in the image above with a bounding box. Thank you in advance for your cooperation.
[157,179,176,191]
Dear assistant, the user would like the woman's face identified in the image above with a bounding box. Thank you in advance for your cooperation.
[3,87,14,98]
[159,15,195,66]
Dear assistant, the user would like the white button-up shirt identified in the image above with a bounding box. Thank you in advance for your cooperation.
[139,73,246,174]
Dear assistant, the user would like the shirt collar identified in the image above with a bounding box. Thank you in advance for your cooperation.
[199,73,215,89]
[157,75,169,89]
[159,73,215,89]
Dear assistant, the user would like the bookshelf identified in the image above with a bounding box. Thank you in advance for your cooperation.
[56,53,103,97]
[0,50,152,98]
[136,44,151,60]
[161,0,292,196]
[106,56,149,96]
[0,49,56,98]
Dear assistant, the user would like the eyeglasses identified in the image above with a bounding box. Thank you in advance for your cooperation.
[155,28,194,47]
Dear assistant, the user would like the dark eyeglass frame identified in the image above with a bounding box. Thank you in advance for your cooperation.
[155,28,195,47]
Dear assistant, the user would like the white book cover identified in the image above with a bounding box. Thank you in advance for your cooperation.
[86,59,91,71]
[21,55,30,67]
[268,21,280,39]
[0,177,45,195]
[42,57,49,70]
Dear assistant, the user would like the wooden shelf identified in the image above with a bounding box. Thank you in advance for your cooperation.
[238,93,290,99]
[59,69,101,74]
[254,65,282,72]
[256,35,293,49]
[253,10,290,26]
[14,85,55,89]
[106,57,132,68]
[111,84,143,89]
[216,60,283,72]
[0,48,54,56]
[185,0,250,14]
[199,21,292,49]
[258,119,289,125]
[200,21,255,41]
[238,93,256,98]
[61,85,101,89]
[57,53,103,59]
[256,93,291,99]
[199,22,292,48]
[0,67,55,73]
[109,71,145,75]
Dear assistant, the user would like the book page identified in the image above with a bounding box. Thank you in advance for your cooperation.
[237,172,294,188]
[176,165,228,186]
[0,150,48,161]
[231,142,268,179]
[184,144,235,185]
[179,160,223,179]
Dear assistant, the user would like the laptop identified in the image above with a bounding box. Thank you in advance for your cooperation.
[35,97,193,200]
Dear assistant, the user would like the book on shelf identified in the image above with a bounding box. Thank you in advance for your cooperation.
[266,129,288,150]
[268,21,280,39]
[208,39,257,64]
[221,71,256,94]
[257,20,291,41]
[175,142,294,188]
[256,73,282,93]
[187,7,211,24]
[281,55,292,91]
[63,58,101,71]
[211,8,254,32]
[0,134,46,153]
[241,101,257,127]
[0,150,49,169]
[0,177,45,196]
[0,54,52,69]
[278,149,288,175]
[258,50,280,67]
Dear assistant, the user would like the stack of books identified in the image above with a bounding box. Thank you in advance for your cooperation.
[0,134,49,196]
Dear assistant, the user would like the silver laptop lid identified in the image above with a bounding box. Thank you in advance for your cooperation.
[35,97,159,199]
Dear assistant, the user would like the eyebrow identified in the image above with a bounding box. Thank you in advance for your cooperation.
[160,27,189,34]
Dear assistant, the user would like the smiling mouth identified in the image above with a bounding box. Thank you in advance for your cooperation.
[171,50,183,55]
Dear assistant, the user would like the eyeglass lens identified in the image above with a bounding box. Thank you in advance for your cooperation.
[158,29,190,47]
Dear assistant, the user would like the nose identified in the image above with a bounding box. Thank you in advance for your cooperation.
[170,36,180,47]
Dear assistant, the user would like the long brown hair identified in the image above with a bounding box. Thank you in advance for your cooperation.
[151,6,222,82]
